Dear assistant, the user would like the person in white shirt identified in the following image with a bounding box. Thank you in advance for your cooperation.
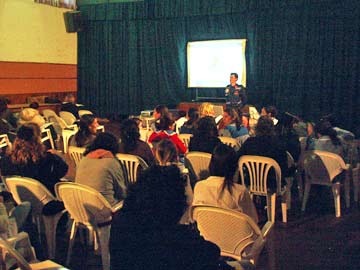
[193,144,258,223]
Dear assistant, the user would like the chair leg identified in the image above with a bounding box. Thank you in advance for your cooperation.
[332,183,341,218]
[285,177,293,210]
[66,221,78,265]
[266,194,276,222]
[43,211,65,259]
[281,196,287,223]
[96,226,111,270]
[301,182,311,212]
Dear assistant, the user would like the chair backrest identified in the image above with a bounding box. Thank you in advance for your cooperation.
[68,146,86,167]
[59,111,77,126]
[218,136,240,150]
[4,177,56,217]
[191,205,265,262]
[178,134,192,148]
[78,110,93,118]
[238,155,282,195]
[300,150,348,184]
[115,153,149,185]
[185,152,212,182]
[40,127,55,149]
[56,182,112,227]
[0,134,11,151]
[42,109,57,122]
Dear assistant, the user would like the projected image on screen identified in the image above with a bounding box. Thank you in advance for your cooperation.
[187,39,247,88]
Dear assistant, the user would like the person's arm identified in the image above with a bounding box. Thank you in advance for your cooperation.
[172,134,187,154]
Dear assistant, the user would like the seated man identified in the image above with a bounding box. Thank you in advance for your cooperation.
[110,165,220,270]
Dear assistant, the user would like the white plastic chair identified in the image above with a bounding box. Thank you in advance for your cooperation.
[68,146,86,168]
[239,155,288,223]
[42,109,57,123]
[78,110,93,118]
[0,232,69,270]
[59,111,77,126]
[218,136,240,151]
[40,127,55,150]
[0,134,12,152]
[3,177,67,259]
[47,114,78,153]
[191,205,273,267]
[299,150,351,218]
[178,134,192,148]
[115,153,149,185]
[184,152,212,185]
[55,182,117,270]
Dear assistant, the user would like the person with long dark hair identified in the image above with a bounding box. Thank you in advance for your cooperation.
[75,132,126,206]
[179,108,199,134]
[70,114,99,147]
[219,107,249,144]
[193,144,258,223]
[110,165,220,270]
[118,118,155,166]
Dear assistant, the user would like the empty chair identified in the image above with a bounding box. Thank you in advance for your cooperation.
[0,232,69,270]
[68,146,86,168]
[191,205,273,267]
[218,136,240,151]
[178,133,192,148]
[239,155,288,223]
[4,177,67,259]
[115,153,148,185]
[59,111,77,126]
[300,150,350,218]
[185,151,212,186]
[56,182,118,270]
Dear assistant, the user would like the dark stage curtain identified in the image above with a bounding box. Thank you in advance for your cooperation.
[77,0,360,135]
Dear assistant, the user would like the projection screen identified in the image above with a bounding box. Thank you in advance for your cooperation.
[187,39,247,88]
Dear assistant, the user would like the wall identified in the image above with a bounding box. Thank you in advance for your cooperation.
[0,0,77,103]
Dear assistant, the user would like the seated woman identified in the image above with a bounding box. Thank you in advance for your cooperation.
[69,114,99,147]
[188,116,222,154]
[219,107,249,145]
[193,144,258,223]
[151,104,170,131]
[110,165,220,270]
[0,123,68,196]
[148,115,187,155]
[238,116,288,191]
[307,120,345,158]
[118,118,155,166]
[179,108,199,134]
[75,132,126,206]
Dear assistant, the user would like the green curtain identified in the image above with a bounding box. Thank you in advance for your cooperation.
[77,0,360,135]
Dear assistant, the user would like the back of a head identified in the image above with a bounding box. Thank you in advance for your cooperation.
[265,106,278,118]
[84,132,119,156]
[157,115,174,131]
[120,118,140,149]
[122,165,187,226]
[199,102,215,117]
[64,94,75,103]
[195,116,218,137]
[255,116,275,137]
[154,104,169,118]
[154,139,178,165]
[315,120,340,146]
[79,114,96,131]
[210,144,237,179]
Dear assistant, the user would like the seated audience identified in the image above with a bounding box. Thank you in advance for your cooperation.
[188,116,222,154]
[241,105,260,136]
[119,118,155,166]
[307,120,345,158]
[110,165,220,270]
[60,93,80,119]
[219,107,249,145]
[175,110,187,134]
[238,116,287,191]
[193,144,258,223]
[179,107,199,134]
[0,98,17,130]
[75,132,126,206]
[0,123,68,196]
[261,105,279,126]
[148,115,187,155]
[69,114,99,147]
[199,102,215,118]
[321,114,355,141]
[151,104,170,131]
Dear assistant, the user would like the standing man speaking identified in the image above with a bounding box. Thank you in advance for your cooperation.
[224,73,247,109]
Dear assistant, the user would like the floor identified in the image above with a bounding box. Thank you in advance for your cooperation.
[49,152,360,270]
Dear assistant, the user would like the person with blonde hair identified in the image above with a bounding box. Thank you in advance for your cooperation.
[198,102,215,118]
